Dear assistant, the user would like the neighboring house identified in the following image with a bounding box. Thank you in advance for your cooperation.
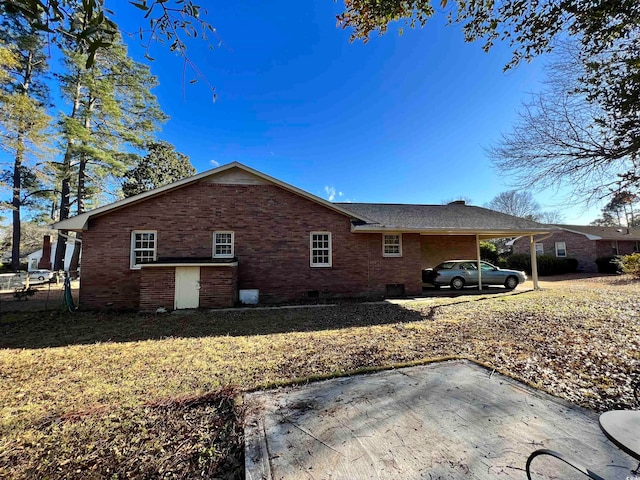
[1,249,38,268]
[52,162,551,310]
[511,225,640,273]
[27,238,76,272]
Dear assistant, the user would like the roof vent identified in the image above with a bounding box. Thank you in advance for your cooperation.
[448,200,466,205]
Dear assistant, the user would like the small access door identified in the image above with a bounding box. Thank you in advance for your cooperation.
[175,267,200,309]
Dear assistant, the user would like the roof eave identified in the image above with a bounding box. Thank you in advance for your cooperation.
[351,225,554,236]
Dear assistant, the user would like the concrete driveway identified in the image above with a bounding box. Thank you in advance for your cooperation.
[245,360,636,479]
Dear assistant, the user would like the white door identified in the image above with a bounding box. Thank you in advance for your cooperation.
[174,267,200,309]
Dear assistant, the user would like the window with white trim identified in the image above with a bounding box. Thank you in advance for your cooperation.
[535,243,544,255]
[213,231,234,258]
[130,230,157,269]
[383,234,402,257]
[310,232,332,267]
[555,241,567,258]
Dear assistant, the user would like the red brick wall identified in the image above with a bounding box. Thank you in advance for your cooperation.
[365,234,423,296]
[512,231,598,272]
[421,235,477,268]
[200,266,238,308]
[139,265,238,310]
[79,181,424,308]
[596,240,639,258]
[139,268,175,311]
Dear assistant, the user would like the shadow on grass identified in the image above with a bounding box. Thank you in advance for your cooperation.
[420,285,527,297]
[0,302,434,349]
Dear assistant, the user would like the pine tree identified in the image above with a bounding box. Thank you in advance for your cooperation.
[0,10,51,271]
[122,141,196,198]
[53,9,167,270]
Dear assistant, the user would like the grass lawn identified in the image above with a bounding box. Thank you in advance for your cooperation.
[1,275,639,478]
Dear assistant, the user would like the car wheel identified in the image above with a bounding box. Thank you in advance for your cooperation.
[450,277,465,290]
[504,276,518,290]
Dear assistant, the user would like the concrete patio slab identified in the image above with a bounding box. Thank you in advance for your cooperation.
[245,360,636,479]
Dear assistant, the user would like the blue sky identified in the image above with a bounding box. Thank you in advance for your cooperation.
[112,1,599,223]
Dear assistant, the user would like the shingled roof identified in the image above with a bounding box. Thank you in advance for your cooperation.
[557,225,640,241]
[336,202,553,236]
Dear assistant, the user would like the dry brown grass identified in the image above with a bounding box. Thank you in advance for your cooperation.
[1,274,638,479]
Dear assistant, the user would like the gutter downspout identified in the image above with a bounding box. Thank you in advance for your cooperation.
[529,233,554,290]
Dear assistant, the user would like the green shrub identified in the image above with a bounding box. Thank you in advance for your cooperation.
[618,253,640,278]
[506,254,578,276]
[506,254,531,272]
[595,256,620,274]
[480,241,499,263]
[495,257,508,268]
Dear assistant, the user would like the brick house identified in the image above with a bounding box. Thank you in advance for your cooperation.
[510,225,640,273]
[52,163,551,310]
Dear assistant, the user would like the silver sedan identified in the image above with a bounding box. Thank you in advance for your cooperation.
[422,260,527,290]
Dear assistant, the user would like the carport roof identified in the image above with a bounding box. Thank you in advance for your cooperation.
[337,202,555,236]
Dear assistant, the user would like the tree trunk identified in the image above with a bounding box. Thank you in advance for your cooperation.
[10,49,35,271]
[53,175,71,271]
[11,157,21,271]
[68,154,87,276]
[54,76,83,271]
[68,96,92,276]
[69,233,82,278]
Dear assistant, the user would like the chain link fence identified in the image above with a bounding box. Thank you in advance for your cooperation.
[0,274,78,313]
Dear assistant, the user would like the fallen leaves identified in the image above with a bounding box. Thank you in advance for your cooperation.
[0,275,638,478]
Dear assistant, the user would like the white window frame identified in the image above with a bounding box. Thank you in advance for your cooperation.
[382,233,402,257]
[555,241,567,258]
[213,231,235,258]
[130,230,157,269]
[310,232,332,267]
[534,243,544,255]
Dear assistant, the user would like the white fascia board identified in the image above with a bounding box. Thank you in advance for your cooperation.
[351,225,553,236]
[51,162,371,231]
[504,237,522,246]
[558,227,601,240]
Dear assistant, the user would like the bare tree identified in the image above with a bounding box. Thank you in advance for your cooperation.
[489,43,639,205]
[485,190,563,224]
[486,191,540,219]
[537,211,565,225]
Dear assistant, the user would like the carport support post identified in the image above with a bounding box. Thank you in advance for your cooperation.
[529,235,539,289]
[476,234,482,291]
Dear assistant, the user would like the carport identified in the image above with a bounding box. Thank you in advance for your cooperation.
[342,201,556,290]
